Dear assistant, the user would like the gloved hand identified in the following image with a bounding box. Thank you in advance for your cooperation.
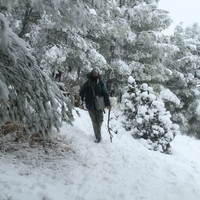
[107,105,111,110]
[79,104,84,110]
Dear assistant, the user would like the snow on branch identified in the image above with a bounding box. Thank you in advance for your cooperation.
[0,13,73,137]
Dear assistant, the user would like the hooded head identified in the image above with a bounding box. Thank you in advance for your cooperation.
[91,68,99,76]
[90,68,100,82]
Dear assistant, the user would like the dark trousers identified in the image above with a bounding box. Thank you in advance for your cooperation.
[88,109,103,141]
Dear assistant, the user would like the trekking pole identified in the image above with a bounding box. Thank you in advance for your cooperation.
[107,109,113,142]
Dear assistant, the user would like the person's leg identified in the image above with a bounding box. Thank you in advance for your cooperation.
[96,109,103,141]
[88,109,103,142]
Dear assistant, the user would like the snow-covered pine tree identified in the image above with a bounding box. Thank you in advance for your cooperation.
[106,0,174,99]
[0,13,73,137]
[0,0,115,105]
[163,23,200,138]
[123,76,179,153]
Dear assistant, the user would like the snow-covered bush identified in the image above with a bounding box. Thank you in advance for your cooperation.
[123,76,179,153]
[0,13,73,137]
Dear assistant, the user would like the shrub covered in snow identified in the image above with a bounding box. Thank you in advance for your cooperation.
[123,76,180,153]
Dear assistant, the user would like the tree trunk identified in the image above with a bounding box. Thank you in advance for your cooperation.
[19,3,32,38]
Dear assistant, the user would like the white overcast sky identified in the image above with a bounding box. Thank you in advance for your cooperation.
[158,0,200,34]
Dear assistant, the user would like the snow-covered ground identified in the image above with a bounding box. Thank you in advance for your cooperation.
[1,107,200,200]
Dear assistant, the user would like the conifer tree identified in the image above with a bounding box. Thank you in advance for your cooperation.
[0,13,73,137]
[164,23,200,137]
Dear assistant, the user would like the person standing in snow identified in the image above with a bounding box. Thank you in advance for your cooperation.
[79,68,111,143]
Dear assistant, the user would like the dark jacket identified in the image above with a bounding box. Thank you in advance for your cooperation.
[79,72,110,110]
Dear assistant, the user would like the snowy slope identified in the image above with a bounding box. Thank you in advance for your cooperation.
[0,108,200,200]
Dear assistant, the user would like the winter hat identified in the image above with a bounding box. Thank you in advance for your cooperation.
[91,68,99,75]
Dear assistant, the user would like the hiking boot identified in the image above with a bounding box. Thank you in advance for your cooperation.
[94,138,101,143]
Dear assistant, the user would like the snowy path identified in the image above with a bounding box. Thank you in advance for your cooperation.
[60,108,200,200]
[1,108,200,200]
